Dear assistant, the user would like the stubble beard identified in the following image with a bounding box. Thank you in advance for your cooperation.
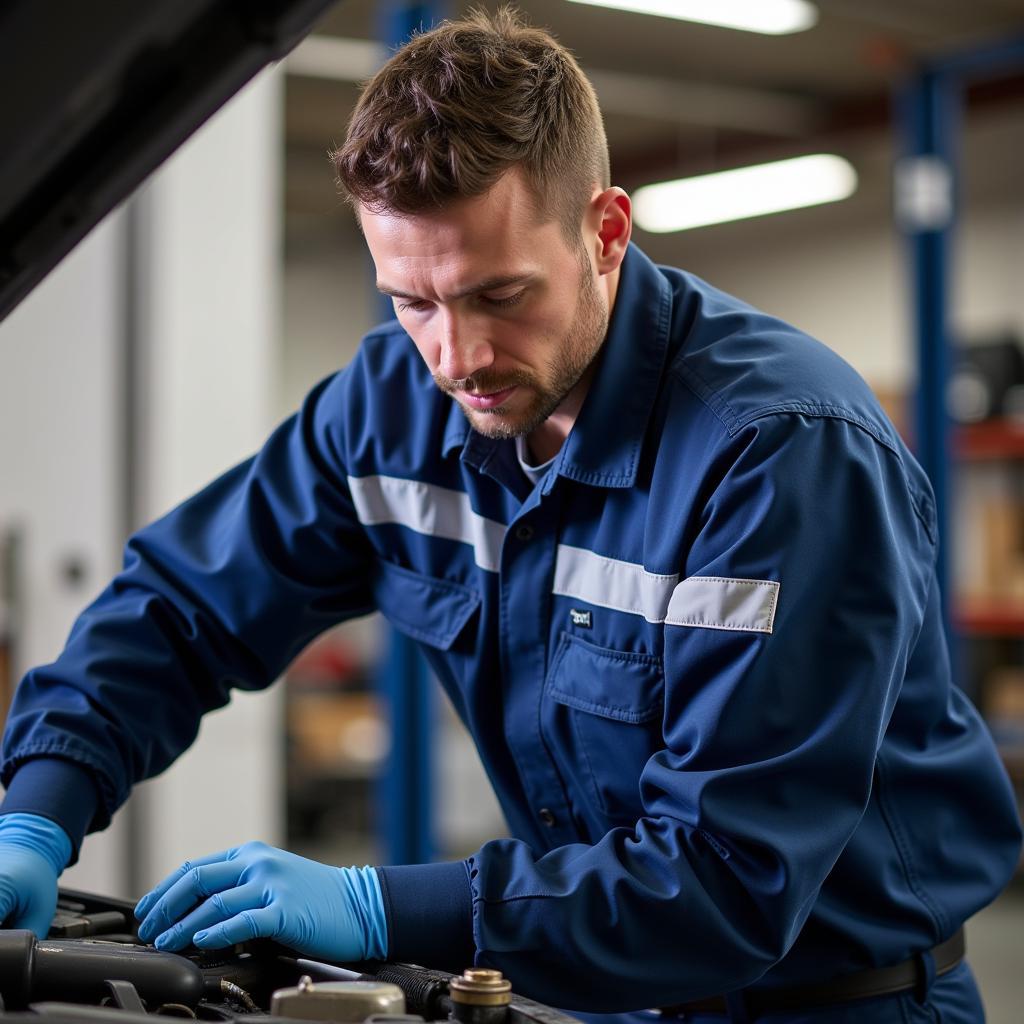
[435,260,608,440]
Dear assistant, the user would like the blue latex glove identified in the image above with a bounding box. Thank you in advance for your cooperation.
[134,841,387,961]
[0,812,72,937]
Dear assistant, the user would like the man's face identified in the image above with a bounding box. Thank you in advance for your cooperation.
[360,170,609,440]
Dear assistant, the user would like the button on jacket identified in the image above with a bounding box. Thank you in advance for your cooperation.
[2,244,1020,1011]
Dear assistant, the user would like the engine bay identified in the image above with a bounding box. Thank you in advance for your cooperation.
[0,891,580,1024]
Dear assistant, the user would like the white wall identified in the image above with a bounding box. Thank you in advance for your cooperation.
[280,222,377,417]
[131,66,286,889]
[0,211,130,894]
[957,202,1024,343]
[0,66,287,899]
[0,216,125,680]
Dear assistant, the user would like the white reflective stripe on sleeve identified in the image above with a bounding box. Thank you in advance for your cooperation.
[666,576,779,633]
[553,545,679,623]
[553,544,779,633]
[347,474,506,573]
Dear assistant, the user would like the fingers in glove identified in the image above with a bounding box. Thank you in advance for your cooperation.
[138,859,245,944]
[0,882,17,929]
[0,863,58,938]
[135,848,236,921]
[1,901,51,938]
[192,906,279,949]
[152,881,267,952]
[20,903,58,939]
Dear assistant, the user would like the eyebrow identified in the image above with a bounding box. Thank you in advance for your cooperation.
[376,273,535,302]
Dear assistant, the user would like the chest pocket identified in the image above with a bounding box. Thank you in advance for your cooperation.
[371,559,480,650]
[544,632,665,820]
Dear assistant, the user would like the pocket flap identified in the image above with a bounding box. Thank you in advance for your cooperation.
[372,560,481,650]
[545,632,663,723]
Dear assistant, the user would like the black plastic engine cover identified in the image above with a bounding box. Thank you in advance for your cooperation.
[0,931,205,1010]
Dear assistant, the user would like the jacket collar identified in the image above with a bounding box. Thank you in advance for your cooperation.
[442,243,673,489]
[442,402,471,458]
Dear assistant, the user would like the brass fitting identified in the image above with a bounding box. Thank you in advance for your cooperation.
[449,969,512,1007]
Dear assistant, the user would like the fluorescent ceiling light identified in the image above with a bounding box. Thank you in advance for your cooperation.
[632,154,857,233]
[566,0,818,35]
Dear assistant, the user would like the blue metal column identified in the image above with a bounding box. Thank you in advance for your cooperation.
[897,69,957,637]
[373,0,450,867]
[897,34,1024,659]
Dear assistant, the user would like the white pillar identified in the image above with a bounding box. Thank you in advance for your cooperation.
[130,66,286,890]
[0,212,130,896]
[3,63,286,900]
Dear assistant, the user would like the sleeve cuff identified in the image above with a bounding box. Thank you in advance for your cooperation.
[0,758,101,865]
[376,860,475,972]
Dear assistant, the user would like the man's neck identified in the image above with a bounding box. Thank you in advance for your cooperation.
[526,358,597,464]
[526,264,621,465]
[526,414,575,466]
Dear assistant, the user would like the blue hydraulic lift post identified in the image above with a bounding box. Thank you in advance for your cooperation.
[899,34,1024,665]
[899,68,957,636]
[374,0,451,868]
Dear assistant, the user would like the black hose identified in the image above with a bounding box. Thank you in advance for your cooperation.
[362,964,453,1019]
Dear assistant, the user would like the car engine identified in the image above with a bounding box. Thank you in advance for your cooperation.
[0,891,581,1024]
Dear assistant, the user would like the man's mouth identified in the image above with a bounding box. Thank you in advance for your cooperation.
[459,386,517,410]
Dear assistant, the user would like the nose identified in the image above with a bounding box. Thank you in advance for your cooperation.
[437,308,494,382]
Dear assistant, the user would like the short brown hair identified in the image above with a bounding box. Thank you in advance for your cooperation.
[332,5,610,241]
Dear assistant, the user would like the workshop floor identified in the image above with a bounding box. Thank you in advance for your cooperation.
[966,876,1024,1023]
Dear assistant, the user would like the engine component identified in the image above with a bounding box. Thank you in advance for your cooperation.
[0,931,205,1010]
[0,890,584,1024]
[363,963,453,1019]
[271,975,406,1021]
[449,969,511,1024]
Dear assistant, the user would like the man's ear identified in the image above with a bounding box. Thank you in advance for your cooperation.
[590,187,632,276]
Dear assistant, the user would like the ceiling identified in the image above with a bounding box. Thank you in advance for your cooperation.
[283,0,1024,234]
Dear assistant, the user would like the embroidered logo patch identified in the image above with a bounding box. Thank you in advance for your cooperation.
[698,829,731,861]
[569,608,592,628]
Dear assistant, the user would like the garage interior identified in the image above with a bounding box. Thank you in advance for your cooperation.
[1,1,1023,1019]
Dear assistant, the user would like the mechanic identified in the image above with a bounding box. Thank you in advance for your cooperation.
[0,8,1020,1023]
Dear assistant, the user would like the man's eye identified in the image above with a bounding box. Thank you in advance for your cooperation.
[482,290,525,309]
[396,298,431,313]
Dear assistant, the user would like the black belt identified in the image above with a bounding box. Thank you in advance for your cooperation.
[661,928,965,1020]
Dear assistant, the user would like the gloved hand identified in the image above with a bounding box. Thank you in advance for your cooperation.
[0,812,72,937]
[134,841,387,962]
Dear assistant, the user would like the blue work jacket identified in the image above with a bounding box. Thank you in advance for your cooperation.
[2,244,1020,1011]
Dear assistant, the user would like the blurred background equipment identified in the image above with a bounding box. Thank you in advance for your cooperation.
[948,333,1024,424]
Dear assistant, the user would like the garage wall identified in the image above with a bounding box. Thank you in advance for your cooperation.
[0,67,286,899]
[0,211,130,895]
[130,66,286,892]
